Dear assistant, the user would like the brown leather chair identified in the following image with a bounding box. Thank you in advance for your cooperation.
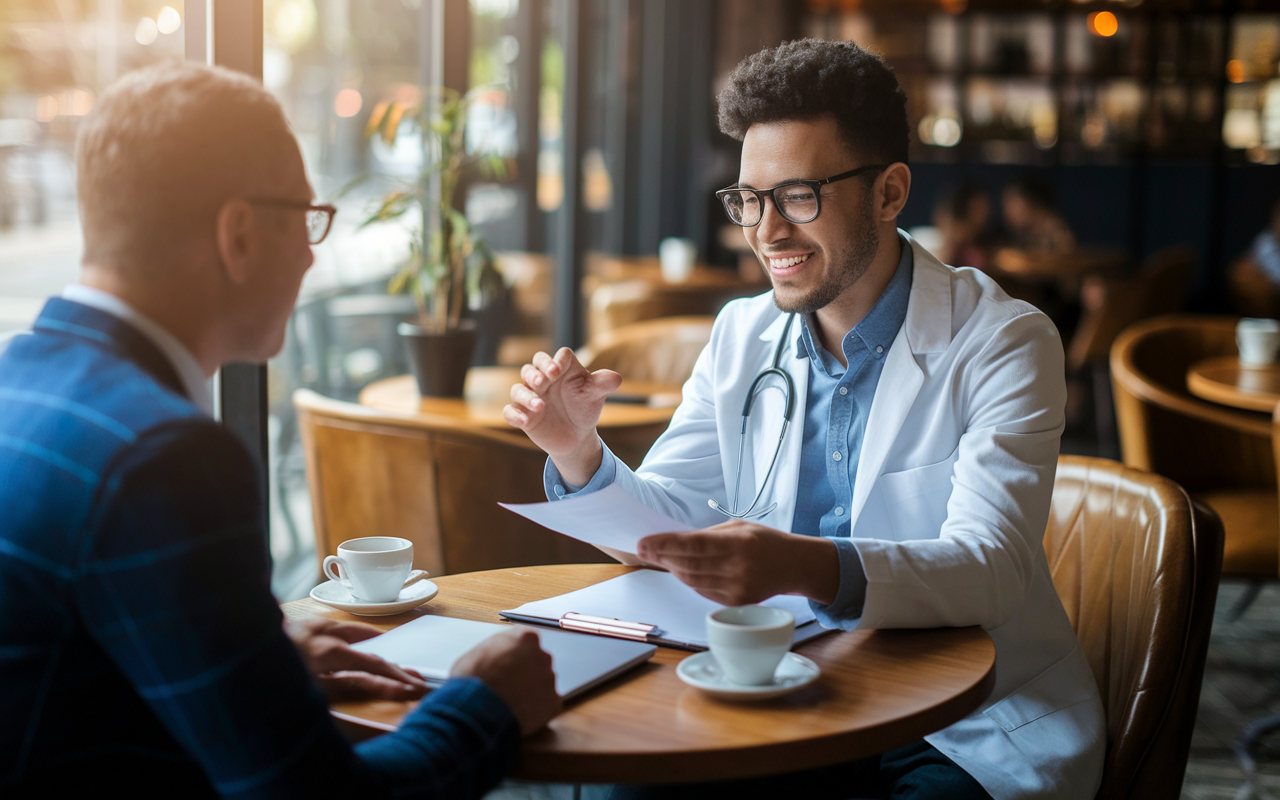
[1067,245,1194,373]
[583,255,757,341]
[294,389,610,577]
[1046,455,1223,799]
[494,251,552,366]
[1111,315,1278,583]
[579,316,715,386]
[1063,246,1193,443]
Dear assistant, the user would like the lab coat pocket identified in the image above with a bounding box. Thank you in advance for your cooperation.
[983,645,1098,732]
[876,446,960,541]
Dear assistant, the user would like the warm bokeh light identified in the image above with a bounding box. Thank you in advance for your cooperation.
[135,17,159,45]
[35,95,58,122]
[1087,12,1118,38]
[931,116,962,147]
[334,88,363,118]
[68,90,95,116]
[157,6,182,35]
[264,0,318,54]
[939,0,967,14]
[1226,60,1246,83]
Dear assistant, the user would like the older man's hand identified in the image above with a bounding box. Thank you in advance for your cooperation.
[451,628,561,735]
[286,617,428,702]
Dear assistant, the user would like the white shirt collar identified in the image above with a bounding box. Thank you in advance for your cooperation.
[61,284,214,416]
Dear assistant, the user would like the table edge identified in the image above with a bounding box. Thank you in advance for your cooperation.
[510,639,996,783]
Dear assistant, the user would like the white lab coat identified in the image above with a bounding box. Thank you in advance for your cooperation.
[605,235,1106,800]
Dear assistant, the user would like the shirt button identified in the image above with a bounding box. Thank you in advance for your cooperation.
[832,451,842,461]
[834,506,845,516]
[875,345,884,354]
[839,386,848,396]
[554,485,565,497]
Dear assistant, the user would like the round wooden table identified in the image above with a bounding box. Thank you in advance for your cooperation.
[359,370,682,430]
[285,564,996,784]
[1186,356,1280,413]
[990,246,1127,283]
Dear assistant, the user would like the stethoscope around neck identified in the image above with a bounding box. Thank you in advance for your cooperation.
[708,313,797,520]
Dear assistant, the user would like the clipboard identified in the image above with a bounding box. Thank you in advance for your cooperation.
[499,569,831,651]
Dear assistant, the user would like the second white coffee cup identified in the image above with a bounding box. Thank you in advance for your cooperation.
[1237,318,1280,366]
[706,605,795,686]
[323,536,414,603]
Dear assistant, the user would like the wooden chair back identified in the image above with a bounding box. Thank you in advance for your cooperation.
[584,265,757,341]
[1110,314,1273,492]
[1046,456,1223,800]
[496,251,552,334]
[1067,245,1193,372]
[295,389,611,577]
[1230,256,1280,319]
[580,316,715,385]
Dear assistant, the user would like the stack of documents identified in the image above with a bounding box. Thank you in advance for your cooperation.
[499,485,829,650]
[501,569,825,651]
[499,484,690,554]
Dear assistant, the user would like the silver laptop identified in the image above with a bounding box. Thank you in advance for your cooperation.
[352,615,657,700]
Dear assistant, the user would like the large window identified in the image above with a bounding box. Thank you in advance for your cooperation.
[263,0,544,599]
[0,1,185,343]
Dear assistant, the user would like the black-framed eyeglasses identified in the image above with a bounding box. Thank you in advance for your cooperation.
[248,198,338,245]
[716,164,888,227]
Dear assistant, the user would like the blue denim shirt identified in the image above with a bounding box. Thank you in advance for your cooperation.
[796,236,912,626]
[546,237,913,627]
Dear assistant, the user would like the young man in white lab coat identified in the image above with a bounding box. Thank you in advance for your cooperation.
[504,38,1105,800]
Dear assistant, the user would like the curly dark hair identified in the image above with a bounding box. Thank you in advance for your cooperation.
[717,39,909,165]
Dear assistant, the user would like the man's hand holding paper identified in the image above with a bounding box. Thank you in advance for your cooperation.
[637,521,840,607]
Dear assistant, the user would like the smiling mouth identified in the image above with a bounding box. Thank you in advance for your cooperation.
[767,253,812,270]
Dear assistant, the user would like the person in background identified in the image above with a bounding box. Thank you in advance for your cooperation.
[0,61,560,798]
[1001,176,1075,255]
[932,181,993,269]
[1230,197,1280,318]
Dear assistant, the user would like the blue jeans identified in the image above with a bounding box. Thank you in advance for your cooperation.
[605,740,993,800]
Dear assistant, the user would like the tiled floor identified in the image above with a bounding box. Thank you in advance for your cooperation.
[1183,581,1280,800]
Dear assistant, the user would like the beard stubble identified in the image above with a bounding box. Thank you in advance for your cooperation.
[771,194,880,316]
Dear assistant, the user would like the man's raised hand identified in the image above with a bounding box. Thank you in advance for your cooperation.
[503,347,622,486]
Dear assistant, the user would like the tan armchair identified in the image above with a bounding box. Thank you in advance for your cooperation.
[1047,456,1223,799]
[579,316,715,386]
[295,389,611,578]
[1111,315,1278,586]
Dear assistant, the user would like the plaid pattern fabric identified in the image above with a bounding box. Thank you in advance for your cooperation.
[0,299,519,797]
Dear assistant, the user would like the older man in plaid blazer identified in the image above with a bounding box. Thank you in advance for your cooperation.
[0,62,560,798]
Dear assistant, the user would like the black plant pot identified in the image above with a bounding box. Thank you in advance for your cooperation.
[399,321,478,398]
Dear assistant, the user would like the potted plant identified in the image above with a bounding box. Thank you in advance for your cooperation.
[362,86,508,397]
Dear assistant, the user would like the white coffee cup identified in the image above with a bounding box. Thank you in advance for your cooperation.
[1237,318,1280,366]
[659,237,697,283]
[706,605,795,686]
[323,537,413,603]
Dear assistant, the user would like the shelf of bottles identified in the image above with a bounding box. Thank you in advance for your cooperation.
[802,1,1280,166]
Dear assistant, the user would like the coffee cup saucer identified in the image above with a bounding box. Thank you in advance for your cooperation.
[676,651,820,701]
[310,577,439,616]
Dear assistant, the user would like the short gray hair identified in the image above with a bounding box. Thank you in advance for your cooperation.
[76,61,296,271]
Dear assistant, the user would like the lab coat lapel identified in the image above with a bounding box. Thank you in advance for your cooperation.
[850,239,954,524]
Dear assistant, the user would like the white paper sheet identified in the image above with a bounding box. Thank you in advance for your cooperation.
[499,483,692,554]
[503,569,818,649]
